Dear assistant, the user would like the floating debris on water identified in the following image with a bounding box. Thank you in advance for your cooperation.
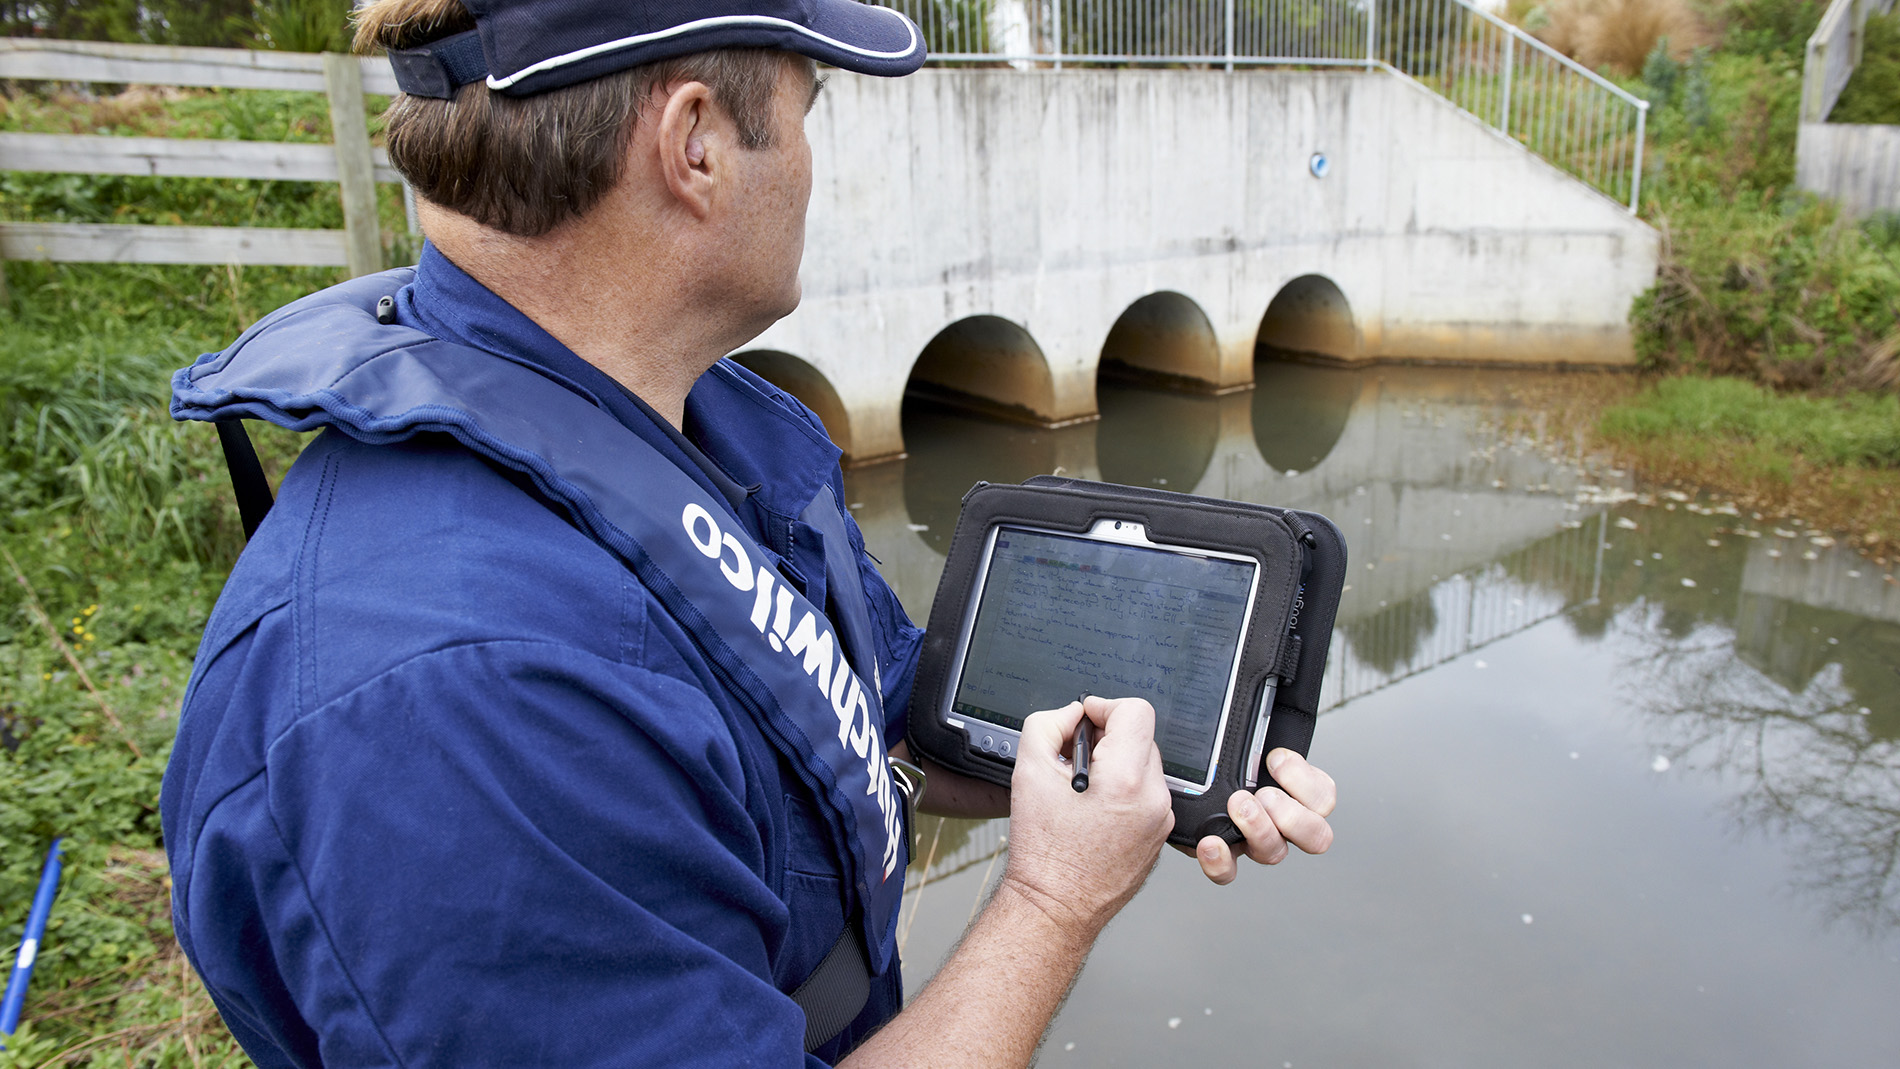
[1474,659,1488,669]
[1706,539,1721,547]
[907,523,928,532]
[1570,752,1580,760]
[1521,913,1534,925]
[1681,578,1697,588]
[1652,755,1672,772]
[1065,1042,1076,1052]
[1204,1008,1213,1016]
[1167,1017,1182,1030]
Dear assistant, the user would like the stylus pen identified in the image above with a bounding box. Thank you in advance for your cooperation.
[1072,694,1092,793]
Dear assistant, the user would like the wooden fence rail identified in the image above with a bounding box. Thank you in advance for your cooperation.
[0,38,410,305]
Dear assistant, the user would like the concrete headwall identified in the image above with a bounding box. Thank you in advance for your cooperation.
[749,67,1660,462]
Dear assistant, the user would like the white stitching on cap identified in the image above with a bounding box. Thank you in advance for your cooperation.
[485,9,922,91]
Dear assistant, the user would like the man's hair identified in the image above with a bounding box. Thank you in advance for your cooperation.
[353,0,807,237]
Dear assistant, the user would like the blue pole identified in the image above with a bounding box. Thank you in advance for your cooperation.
[0,837,65,1043]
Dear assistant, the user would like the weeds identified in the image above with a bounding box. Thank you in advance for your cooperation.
[0,82,330,1069]
[1828,6,1900,124]
[1625,8,1900,389]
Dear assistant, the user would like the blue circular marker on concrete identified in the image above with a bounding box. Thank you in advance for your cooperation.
[1309,152,1330,178]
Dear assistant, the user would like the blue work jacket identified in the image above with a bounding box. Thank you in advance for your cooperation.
[160,248,923,1067]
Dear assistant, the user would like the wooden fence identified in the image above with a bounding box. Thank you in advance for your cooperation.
[1797,122,1900,217]
[0,38,411,304]
[1795,0,1899,217]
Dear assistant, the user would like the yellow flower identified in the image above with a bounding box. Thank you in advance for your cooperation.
[72,624,84,635]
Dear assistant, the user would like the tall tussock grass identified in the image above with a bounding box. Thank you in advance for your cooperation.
[1509,0,1709,74]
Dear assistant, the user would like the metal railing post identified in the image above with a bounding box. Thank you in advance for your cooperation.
[1629,100,1647,214]
[1367,0,1378,69]
[1224,0,1235,71]
[1499,28,1515,135]
[1052,0,1063,70]
[323,52,382,278]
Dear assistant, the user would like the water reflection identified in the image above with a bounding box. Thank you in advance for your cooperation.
[1251,361,1362,473]
[859,364,1900,1062]
[1095,386,1222,491]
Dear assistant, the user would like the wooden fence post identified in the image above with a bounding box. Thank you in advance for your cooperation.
[323,52,382,278]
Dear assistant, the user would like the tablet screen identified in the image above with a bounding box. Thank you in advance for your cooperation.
[949,526,1256,785]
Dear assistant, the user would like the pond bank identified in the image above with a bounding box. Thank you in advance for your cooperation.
[1497,370,1900,567]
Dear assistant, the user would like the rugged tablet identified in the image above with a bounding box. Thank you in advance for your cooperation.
[908,477,1346,848]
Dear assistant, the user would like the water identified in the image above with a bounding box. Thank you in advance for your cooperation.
[846,364,1900,1067]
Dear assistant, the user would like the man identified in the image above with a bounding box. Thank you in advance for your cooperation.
[160,1,1338,1065]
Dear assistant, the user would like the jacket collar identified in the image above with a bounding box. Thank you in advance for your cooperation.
[403,243,843,535]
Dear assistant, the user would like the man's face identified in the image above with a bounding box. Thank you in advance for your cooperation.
[727,59,817,326]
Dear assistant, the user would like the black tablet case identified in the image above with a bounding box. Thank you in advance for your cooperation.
[907,476,1347,848]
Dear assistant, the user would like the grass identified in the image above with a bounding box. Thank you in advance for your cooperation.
[1599,376,1900,468]
[0,85,354,1069]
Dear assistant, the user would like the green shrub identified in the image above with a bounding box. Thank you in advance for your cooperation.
[1630,38,1900,388]
[1829,8,1900,124]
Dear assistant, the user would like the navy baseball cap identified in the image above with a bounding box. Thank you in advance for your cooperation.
[387,0,927,99]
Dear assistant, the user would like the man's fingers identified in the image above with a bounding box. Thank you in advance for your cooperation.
[1196,836,1237,885]
[1259,787,1334,855]
[1265,748,1337,818]
[1015,701,1087,767]
[1086,695,1157,753]
[1227,790,1289,865]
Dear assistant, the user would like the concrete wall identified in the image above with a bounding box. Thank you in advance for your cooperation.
[750,67,1659,463]
[1797,122,1900,218]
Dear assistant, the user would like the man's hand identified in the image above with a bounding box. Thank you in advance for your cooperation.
[1193,747,1337,886]
[1000,696,1176,933]
[840,697,1173,1069]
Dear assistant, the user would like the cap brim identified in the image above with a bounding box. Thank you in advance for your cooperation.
[797,0,928,77]
[488,3,926,96]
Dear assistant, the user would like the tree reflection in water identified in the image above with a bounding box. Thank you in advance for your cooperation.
[1616,605,1900,935]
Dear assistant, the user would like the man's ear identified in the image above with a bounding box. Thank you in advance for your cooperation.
[656,81,717,220]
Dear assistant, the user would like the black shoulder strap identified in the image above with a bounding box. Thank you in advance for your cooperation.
[215,419,274,541]
[794,925,872,1052]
